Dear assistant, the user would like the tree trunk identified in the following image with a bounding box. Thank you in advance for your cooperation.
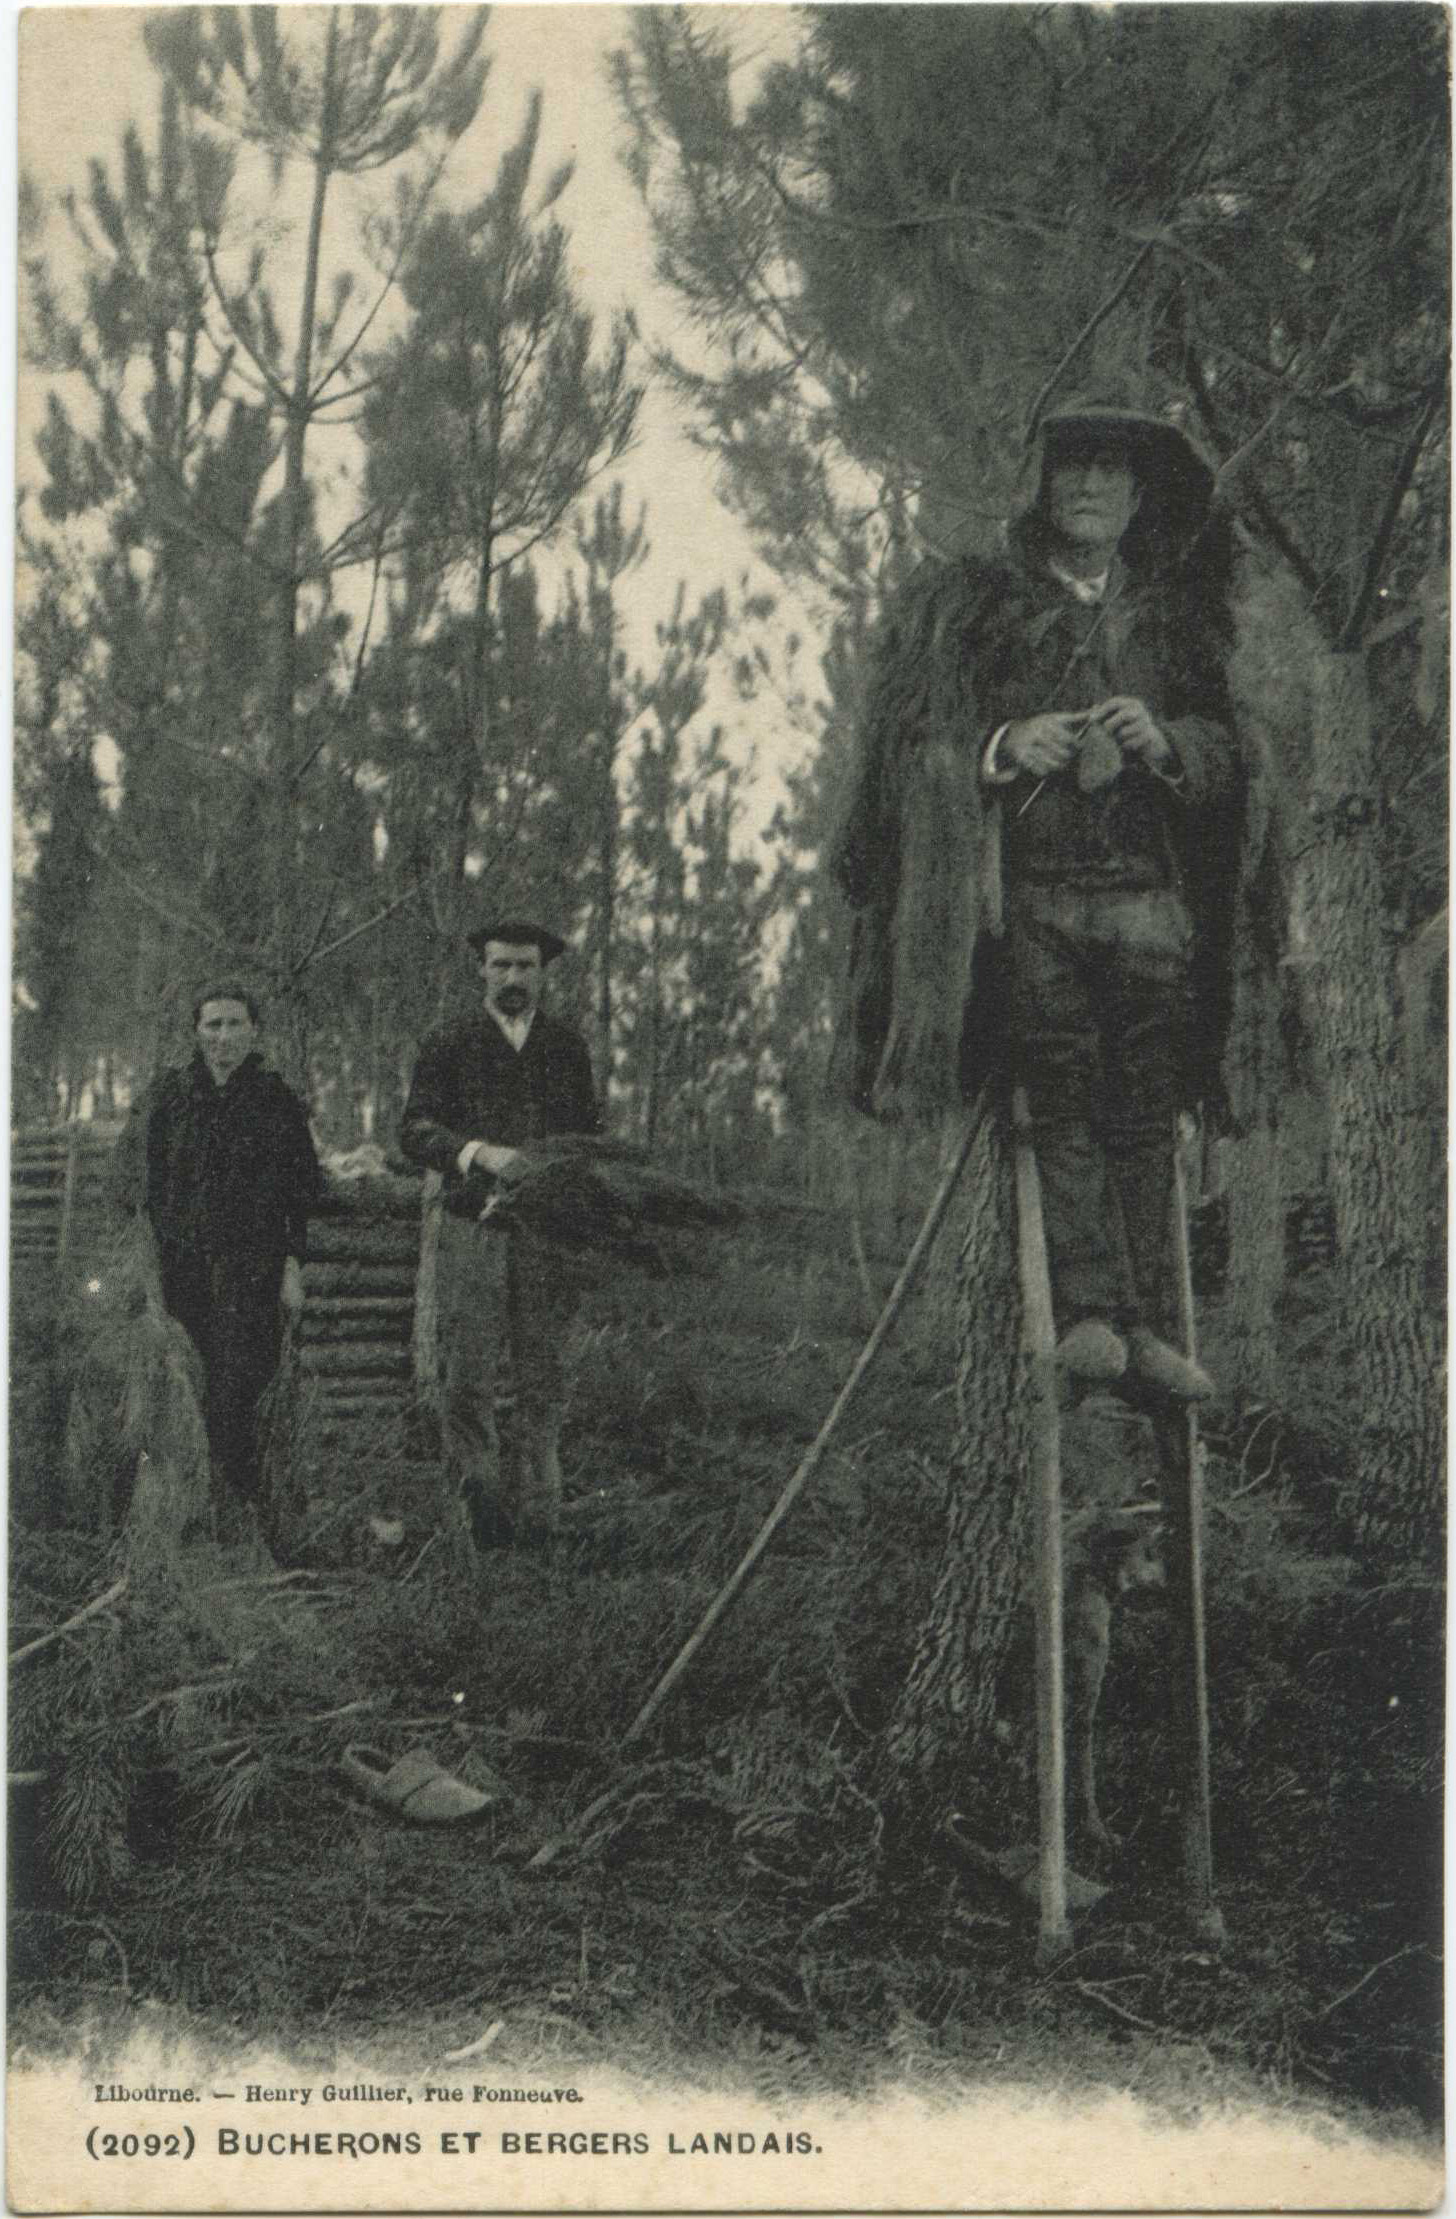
[275,21,337,800]
[595,726,616,1086]
[885,1110,1030,1799]
[1296,652,1443,1568]
[265,16,338,1088]
[1219,1116,1286,1407]
[643,905,664,1147]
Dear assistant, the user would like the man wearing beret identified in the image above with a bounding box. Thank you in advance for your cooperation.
[401,920,602,1547]
[836,394,1260,1404]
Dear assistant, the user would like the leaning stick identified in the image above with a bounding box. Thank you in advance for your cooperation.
[619,1097,989,1752]
[1010,1086,1071,1962]
[9,1576,129,1667]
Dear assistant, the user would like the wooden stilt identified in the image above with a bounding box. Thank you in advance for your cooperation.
[1010,1085,1071,1961]
[1159,1127,1226,1943]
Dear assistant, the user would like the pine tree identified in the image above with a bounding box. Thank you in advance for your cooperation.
[614,5,1451,1755]
[130,6,490,1069]
[19,80,288,1082]
[574,487,649,1087]
[358,95,639,976]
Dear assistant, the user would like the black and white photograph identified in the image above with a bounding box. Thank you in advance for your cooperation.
[8,4,1447,2210]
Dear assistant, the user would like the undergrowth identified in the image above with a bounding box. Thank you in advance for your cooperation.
[8,1203,1443,2132]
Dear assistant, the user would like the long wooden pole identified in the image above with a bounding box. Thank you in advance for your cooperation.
[1010,1087,1072,1961]
[1160,1127,1226,1943]
[620,1101,988,1751]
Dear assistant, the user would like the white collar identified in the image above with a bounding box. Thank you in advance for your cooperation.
[487,1007,536,1052]
[1048,559,1111,605]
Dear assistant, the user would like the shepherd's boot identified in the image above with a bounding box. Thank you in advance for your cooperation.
[1122,1327,1215,1404]
[1056,1319,1128,1386]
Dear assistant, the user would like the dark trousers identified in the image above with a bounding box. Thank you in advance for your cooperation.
[160,1249,284,1504]
[1005,884,1193,1336]
[438,1214,582,1546]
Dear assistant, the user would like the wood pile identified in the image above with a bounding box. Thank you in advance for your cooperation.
[11,1122,126,1278]
[8,1129,428,1445]
[13,1122,1347,1443]
[301,1173,424,1441]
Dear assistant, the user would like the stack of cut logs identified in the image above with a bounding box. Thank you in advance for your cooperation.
[11,1123,126,1278]
[298,1174,426,1443]
[9,1131,430,1441]
[12,1124,1348,1443]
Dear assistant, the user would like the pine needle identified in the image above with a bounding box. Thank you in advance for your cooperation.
[9,1577,129,1668]
[483,1136,743,1271]
[66,1221,213,1553]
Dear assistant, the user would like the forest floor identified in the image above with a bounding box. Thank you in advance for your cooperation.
[8,1177,1444,2158]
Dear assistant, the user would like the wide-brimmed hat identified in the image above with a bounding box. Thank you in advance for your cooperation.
[1031,394,1216,559]
[465,917,567,962]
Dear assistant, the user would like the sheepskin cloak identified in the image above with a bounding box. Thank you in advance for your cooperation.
[831,528,1287,1125]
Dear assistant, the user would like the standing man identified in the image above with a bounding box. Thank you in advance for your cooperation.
[401,918,602,1548]
[835,395,1250,1402]
[114,982,322,1524]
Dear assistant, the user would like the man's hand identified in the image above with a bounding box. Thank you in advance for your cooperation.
[457,1140,522,1178]
[1090,696,1172,770]
[280,1257,305,1319]
[1000,713,1086,778]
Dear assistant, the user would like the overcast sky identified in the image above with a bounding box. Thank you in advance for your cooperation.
[11,4,819,831]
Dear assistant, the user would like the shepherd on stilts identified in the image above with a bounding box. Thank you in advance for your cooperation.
[834,385,1287,1942]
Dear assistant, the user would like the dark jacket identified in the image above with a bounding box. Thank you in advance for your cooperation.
[400,1010,602,1212]
[832,516,1255,1119]
[114,1051,322,1272]
[983,557,1237,889]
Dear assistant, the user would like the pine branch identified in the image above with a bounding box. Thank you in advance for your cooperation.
[1026,239,1157,434]
[198,233,292,411]
[301,871,446,970]
[1339,384,1447,651]
[1184,338,1325,607]
[10,1576,129,1667]
[100,848,238,960]
[305,144,452,406]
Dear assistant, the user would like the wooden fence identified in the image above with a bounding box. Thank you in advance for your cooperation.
[11,1123,126,1276]
[11,1128,430,1436]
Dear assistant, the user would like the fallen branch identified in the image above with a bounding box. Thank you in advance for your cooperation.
[9,1577,129,1667]
[1074,1980,1161,2033]
[183,1696,385,1761]
[120,1673,242,1729]
[1317,1943,1432,2021]
[525,1761,681,1872]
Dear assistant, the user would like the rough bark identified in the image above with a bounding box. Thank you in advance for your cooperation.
[1219,1117,1286,1407]
[1296,652,1443,1568]
[885,1111,1029,1796]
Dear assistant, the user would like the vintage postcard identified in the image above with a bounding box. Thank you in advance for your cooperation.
[9,3,1446,2213]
